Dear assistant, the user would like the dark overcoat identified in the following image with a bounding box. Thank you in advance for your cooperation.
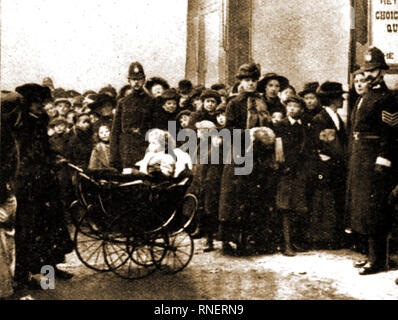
[346,81,398,235]
[273,117,309,213]
[218,92,271,226]
[14,112,73,279]
[109,89,153,170]
[307,108,348,243]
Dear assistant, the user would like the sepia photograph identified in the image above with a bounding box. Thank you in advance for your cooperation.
[1,0,398,303]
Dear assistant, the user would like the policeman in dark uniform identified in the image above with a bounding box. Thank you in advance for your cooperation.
[346,47,398,275]
[110,62,154,170]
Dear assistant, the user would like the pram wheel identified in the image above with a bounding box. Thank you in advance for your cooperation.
[151,230,194,274]
[169,193,198,234]
[74,212,110,272]
[104,234,162,280]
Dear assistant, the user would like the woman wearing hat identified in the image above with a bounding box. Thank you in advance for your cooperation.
[307,81,348,250]
[257,73,289,115]
[218,63,275,255]
[13,84,74,291]
[151,88,180,131]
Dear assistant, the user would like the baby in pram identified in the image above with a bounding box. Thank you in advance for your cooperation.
[137,129,193,182]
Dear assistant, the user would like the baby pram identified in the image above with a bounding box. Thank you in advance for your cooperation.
[64,161,198,280]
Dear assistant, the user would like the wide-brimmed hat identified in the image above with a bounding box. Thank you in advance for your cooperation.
[15,83,52,104]
[298,82,320,97]
[214,103,226,115]
[145,77,170,92]
[257,73,289,93]
[316,81,347,100]
[236,63,261,81]
[88,93,116,112]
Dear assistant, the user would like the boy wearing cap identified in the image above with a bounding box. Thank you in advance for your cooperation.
[189,89,221,128]
[274,96,310,256]
[307,82,348,250]
[298,82,323,126]
[152,88,180,131]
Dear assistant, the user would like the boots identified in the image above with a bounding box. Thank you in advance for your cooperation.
[282,213,296,257]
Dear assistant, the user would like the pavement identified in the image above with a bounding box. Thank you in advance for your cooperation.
[22,238,398,300]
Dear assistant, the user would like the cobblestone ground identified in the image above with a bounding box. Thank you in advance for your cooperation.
[22,238,398,300]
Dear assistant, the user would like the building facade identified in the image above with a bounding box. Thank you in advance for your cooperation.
[185,0,398,91]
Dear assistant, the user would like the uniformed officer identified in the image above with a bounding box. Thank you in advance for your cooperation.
[346,47,398,275]
[109,62,154,170]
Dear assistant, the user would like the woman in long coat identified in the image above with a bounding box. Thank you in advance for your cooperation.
[218,63,273,255]
[13,84,74,290]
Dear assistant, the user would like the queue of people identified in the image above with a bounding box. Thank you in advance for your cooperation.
[1,45,398,300]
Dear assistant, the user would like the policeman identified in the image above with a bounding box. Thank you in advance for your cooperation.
[110,62,154,170]
[346,47,398,275]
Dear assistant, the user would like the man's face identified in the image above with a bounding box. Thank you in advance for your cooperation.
[240,78,257,93]
[354,73,368,95]
[163,100,177,113]
[203,98,217,112]
[98,125,110,142]
[179,115,190,128]
[76,115,91,131]
[129,78,145,91]
[332,96,344,109]
[265,80,280,98]
[151,84,164,98]
[303,93,319,110]
[286,102,302,119]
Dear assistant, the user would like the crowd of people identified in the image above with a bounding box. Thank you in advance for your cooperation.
[1,45,398,299]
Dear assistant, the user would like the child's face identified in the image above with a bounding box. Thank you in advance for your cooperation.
[303,93,319,110]
[271,112,284,124]
[57,102,70,116]
[280,88,295,103]
[54,123,66,135]
[98,125,110,142]
[265,80,280,98]
[179,115,190,128]
[76,115,91,131]
[151,84,164,98]
[179,95,188,108]
[203,98,217,112]
[286,102,302,119]
[99,103,113,117]
[47,107,58,118]
[216,113,226,126]
[193,98,203,111]
[163,100,177,113]
[89,113,99,124]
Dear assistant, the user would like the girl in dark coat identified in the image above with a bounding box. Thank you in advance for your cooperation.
[152,88,180,131]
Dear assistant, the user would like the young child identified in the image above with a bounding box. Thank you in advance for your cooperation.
[298,82,323,126]
[49,117,69,157]
[88,122,111,169]
[273,96,309,256]
[152,89,180,131]
[214,104,226,128]
[0,182,16,299]
[189,89,221,128]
